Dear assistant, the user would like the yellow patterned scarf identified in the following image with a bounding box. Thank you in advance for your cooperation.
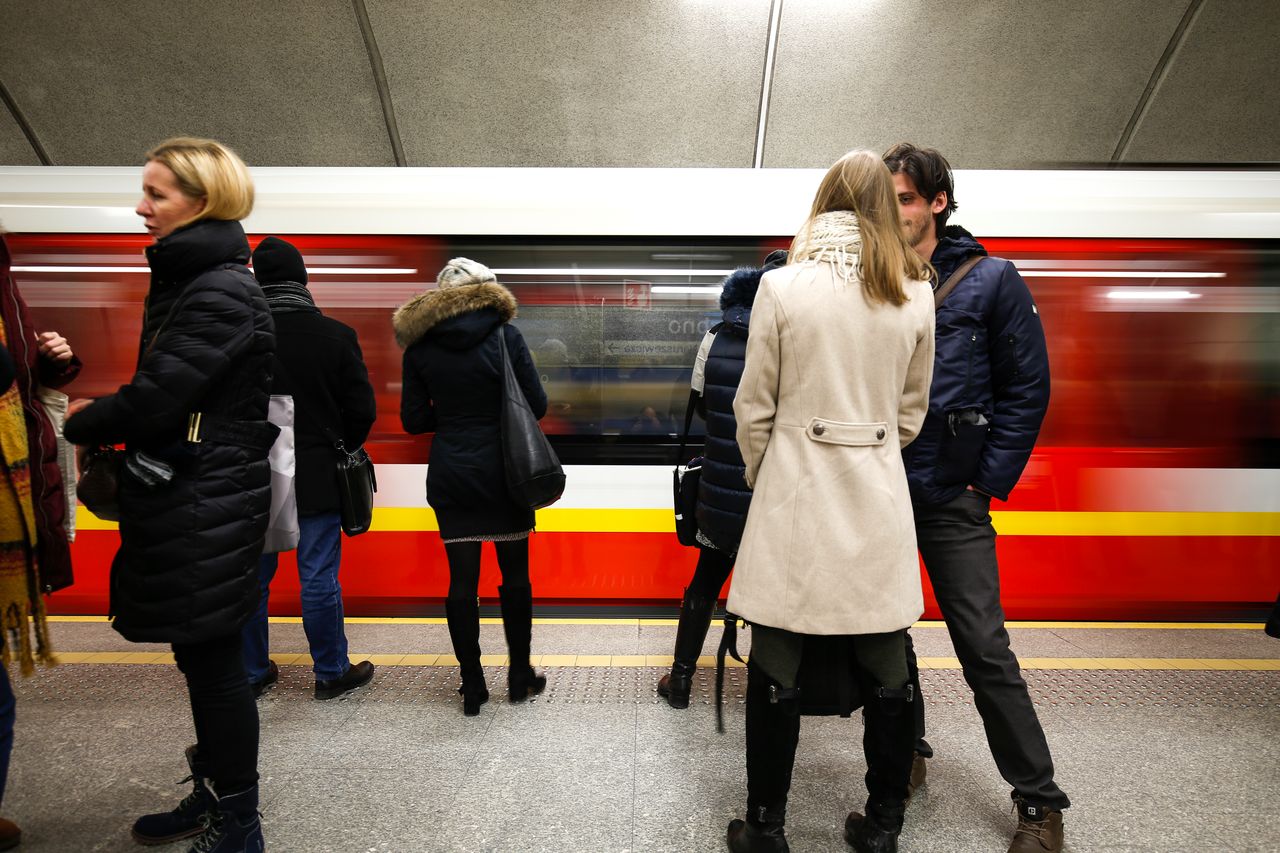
[0,317,55,675]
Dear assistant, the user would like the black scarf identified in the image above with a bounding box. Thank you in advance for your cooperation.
[261,281,319,314]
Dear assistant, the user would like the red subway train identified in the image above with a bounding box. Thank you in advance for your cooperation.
[2,167,1276,619]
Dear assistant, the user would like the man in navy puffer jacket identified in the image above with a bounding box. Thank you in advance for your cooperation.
[885,143,1069,853]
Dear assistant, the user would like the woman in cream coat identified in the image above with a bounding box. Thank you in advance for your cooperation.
[725,150,934,853]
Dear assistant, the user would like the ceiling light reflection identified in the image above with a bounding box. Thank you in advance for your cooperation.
[492,268,733,277]
[1104,290,1202,301]
[651,286,722,295]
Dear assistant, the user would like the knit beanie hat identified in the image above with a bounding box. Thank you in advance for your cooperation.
[252,236,308,285]
[763,249,789,269]
[437,257,496,289]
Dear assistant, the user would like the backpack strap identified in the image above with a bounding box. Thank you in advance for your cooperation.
[934,255,985,309]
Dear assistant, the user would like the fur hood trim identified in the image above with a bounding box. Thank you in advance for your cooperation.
[392,282,517,348]
[720,266,766,310]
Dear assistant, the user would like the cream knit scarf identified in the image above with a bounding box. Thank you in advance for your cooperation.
[793,211,862,282]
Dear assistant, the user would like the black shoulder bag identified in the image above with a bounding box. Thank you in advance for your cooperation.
[76,295,177,521]
[672,388,703,547]
[320,424,376,537]
[334,440,376,536]
[498,328,565,510]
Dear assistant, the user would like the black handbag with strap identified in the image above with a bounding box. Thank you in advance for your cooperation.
[714,617,863,732]
[76,446,125,522]
[498,329,565,510]
[334,440,376,536]
[75,302,176,522]
[319,424,376,536]
[672,388,703,547]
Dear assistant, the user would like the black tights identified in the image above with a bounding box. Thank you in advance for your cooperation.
[172,633,259,794]
[445,539,531,601]
[686,546,734,600]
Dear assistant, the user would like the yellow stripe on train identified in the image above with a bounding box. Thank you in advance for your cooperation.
[74,507,1280,536]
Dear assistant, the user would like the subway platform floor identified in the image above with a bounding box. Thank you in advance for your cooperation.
[7,617,1279,853]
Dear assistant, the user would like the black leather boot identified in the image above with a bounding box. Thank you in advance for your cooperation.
[445,597,488,716]
[657,587,715,709]
[845,684,916,853]
[498,584,546,702]
[132,745,216,845]
[727,661,798,852]
[727,806,789,853]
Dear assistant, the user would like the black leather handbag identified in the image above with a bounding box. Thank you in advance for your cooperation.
[76,446,125,522]
[714,617,865,733]
[333,440,376,536]
[498,330,565,510]
[673,389,702,547]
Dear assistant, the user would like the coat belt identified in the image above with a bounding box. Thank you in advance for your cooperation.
[186,413,279,451]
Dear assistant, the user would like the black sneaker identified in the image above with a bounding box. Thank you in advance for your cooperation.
[315,660,374,700]
[249,661,278,699]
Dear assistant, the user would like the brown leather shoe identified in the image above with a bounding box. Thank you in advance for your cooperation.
[1008,808,1063,852]
[905,753,926,802]
[0,817,21,851]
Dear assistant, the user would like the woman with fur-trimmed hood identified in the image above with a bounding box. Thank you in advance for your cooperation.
[656,249,786,711]
[394,258,549,716]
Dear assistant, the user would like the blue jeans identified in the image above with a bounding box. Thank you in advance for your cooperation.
[242,512,350,683]
[0,667,12,807]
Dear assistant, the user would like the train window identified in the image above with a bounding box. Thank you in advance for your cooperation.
[7,234,1275,468]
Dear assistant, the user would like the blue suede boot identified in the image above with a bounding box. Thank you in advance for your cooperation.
[187,786,263,853]
[131,745,216,845]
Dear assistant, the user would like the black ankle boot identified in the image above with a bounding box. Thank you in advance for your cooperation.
[132,745,216,845]
[446,597,488,716]
[847,683,916,851]
[459,666,490,717]
[657,587,715,709]
[499,584,546,702]
[727,807,790,852]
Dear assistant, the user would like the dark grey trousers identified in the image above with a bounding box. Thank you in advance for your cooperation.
[909,489,1071,811]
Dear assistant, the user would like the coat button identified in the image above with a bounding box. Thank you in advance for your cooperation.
[876,428,886,440]
[812,423,825,436]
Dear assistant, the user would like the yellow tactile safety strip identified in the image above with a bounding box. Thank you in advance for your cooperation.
[46,616,1268,630]
[73,506,1280,536]
[44,652,1280,670]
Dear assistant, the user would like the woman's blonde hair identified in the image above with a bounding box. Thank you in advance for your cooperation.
[790,150,929,306]
[145,137,254,224]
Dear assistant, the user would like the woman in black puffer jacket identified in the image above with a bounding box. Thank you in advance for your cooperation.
[657,250,786,709]
[64,138,274,853]
[395,258,549,717]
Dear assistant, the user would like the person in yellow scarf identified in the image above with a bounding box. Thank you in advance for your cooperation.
[0,229,62,851]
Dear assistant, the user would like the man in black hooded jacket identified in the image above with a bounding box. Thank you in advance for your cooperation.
[884,143,1068,853]
[241,237,377,700]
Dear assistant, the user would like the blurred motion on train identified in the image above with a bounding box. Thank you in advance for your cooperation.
[2,168,1276,619]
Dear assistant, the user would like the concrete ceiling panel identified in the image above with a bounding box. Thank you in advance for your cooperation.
[366,0,772,167]
[1123,0,1280,162]
[0,105,40,166]
[763,0,1189,168]
[0,0,394,166]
